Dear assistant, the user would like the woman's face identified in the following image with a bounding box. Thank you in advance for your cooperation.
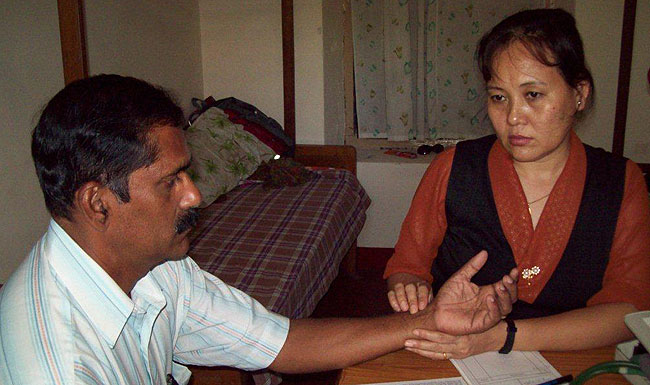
[486,42,589,165]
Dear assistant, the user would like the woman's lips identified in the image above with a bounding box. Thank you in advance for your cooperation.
[509,135,532,146]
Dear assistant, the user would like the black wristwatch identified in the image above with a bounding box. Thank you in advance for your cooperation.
[498,318,517,354]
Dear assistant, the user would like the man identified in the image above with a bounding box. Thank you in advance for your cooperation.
[0,75,518,384]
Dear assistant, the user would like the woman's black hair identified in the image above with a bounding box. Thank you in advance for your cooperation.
[477,8,594,104]
[31,74,185,220]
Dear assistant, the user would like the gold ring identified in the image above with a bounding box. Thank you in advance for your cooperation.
[443,352,448,360]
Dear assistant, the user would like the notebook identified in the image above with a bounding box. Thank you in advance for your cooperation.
[451,351,561,385]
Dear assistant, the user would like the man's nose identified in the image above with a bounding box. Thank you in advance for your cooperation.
[179,173,202,209]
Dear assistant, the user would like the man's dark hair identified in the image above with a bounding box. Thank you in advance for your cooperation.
[32,74,185,220]
[477,8,594,108]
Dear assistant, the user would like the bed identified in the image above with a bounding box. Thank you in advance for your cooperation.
[183,142,369,385]
[165,96,368,384]
[188,148,369,319]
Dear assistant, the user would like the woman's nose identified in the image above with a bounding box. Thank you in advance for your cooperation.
[507,102,524,126]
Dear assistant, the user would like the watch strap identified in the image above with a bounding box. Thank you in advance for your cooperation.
[498,319,517,354]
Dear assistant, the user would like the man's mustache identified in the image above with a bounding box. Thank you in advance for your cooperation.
[175,208,200,234]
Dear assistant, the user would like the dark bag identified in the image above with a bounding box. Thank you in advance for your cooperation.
[189,96,295,156]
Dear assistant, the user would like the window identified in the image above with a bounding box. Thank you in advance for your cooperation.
[345,0,547,147]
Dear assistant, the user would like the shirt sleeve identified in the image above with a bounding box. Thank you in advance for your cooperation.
[383,148,455,283]
[587,160,650,310]
[173,258,290,371]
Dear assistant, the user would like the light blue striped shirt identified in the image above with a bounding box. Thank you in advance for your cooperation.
[0,220,289,385]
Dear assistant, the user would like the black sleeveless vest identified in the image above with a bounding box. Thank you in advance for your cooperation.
[431,135,626,319]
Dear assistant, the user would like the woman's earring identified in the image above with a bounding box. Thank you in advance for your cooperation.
[577,100,582,107]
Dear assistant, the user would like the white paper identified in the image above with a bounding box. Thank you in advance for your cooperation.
[361,377,466,385]
[451,351,561,385]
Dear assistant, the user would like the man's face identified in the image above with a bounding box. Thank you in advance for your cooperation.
[106,125,202,271]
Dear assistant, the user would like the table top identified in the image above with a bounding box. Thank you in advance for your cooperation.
[338,346,629,385]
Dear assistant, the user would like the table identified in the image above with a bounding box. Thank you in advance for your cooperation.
[338,346,629,385]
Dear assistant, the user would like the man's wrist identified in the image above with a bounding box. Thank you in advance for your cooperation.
[405,303,436,338]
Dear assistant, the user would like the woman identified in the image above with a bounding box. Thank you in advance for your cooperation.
[384,8,650,359]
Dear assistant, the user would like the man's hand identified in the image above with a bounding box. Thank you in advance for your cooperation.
[387,273,432,314]
[427,250,518,336]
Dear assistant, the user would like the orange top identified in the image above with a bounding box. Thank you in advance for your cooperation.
[384,133,650,310]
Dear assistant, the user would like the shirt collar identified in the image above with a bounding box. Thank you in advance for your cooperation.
[45,219,135,348]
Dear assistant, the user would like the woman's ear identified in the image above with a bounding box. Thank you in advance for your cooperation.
[575,80,591,112]
[75,182,110,231]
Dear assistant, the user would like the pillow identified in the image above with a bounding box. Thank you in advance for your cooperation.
[186,107,275,207]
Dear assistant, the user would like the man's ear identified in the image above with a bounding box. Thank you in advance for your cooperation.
[75,182,111,231]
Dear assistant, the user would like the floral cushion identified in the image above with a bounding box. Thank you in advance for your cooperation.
[186,107,275,207]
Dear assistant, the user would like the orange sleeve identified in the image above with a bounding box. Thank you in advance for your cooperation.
[383,148,454,283]
[587,160,650,310]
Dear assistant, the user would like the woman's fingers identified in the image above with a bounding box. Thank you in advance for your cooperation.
[388,277,432,314]
[387,290,401,312]
[405,330,468,360]
[417,283,430,311]
[405,346,451,360]
[388,283,411,312]
[404,283,419,314]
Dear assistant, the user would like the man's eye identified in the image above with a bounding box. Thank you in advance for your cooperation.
[489,94,505,102]
[527,91,542,99]
[166,175,181,188]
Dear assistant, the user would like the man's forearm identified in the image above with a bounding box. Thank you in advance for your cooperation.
[269,311,426,373]
[269,252,518,373]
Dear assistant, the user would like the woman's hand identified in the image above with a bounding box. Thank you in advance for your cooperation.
[404,324,503,360]
[387,273,433,314]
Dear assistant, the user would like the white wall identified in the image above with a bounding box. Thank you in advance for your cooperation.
[322,0,346,145]
[574,0,623,152]
[357,160,429,248]
[1,0,63,283]
[199,0,325,144]
[575,0,649,164]
[200,1,284,127]
[85,0,204,114]
[0,0,205,283]
[623,0,650,163]
[295,0,325,144]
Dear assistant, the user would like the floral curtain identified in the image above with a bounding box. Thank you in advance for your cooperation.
[352,0,545,141]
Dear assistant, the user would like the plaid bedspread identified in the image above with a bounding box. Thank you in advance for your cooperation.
[188,169,370,319]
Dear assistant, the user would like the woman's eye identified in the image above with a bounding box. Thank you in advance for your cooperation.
[489,94,505,102]
[527,91,542,99]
